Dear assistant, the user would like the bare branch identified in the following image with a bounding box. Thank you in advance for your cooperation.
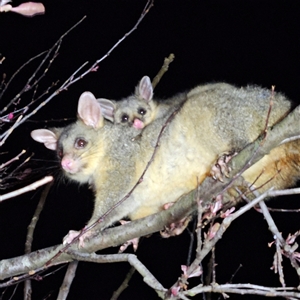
[0,149,26,170]
[0,185,299,283]
[0,50,48,106]
[53,0,155,91]
[152,53,175,89]
[0,16,87,145]
[24,180,53,299]
[57,261,79,300]
[259,200,300,281]
[0,176,53,202]
[110,267,136,300]
[186,283,300,298]
[68,252,167,298]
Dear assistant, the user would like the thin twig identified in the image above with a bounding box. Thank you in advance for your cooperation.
[24,180,53,300]
[0,114,23,146]
[0,176,53,202]
[186,283,300,298]
[68,252,167,298]
[111,266,136,300]
[259,200,300,281]
[0,17,86,143]
[152,53,175,89]
[56,0,155,90]
[0,51,48,108]
[0,149,26,170]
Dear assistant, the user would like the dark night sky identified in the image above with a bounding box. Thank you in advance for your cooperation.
[0,1,300,299]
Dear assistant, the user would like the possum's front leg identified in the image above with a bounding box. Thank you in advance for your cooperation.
[63,194,140,247]
[63,230,89,247]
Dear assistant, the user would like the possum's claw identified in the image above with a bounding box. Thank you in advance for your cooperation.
[118,220,140,252]
[63,229,93,248]
[160,202,192,238]
[118,237,140,253]
[210,151,237,181]
[160,216,192,238]
[63,230,81,245]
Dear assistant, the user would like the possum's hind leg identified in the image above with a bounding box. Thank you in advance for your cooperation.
[210,151,237,182]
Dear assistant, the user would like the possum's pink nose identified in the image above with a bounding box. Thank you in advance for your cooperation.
[61,157,74,172]
[133,118,144,129]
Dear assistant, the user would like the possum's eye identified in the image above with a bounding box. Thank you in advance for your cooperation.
[75,138,88,149]
[138,108,147,115]
[121,114,129,123]
[57,147,63,158]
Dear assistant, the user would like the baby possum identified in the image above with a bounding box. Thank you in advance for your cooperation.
[97,76,187,129]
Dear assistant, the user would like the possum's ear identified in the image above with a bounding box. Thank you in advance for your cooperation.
[31,129,58,150]
[78,92,104,129]
[97,98,116,122]
[136,76,153,103]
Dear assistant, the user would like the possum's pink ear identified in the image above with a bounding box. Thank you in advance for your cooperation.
[97,98,116,122]
[137,76,153,103]
[78,92,104,129]
[31,129,58,150]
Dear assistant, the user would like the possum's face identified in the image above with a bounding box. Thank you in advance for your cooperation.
[114,96,154,129]
[31,91,108,185]
[56,121,106,184]
[31,121,107,185]
[98,75,155,130]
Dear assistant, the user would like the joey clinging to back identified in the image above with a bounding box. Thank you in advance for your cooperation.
[98,76,187,129]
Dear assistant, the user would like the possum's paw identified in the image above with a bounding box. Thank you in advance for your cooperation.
[118,237,140,253]
[160,215,192,238]
[118,220,140,252]
[210,151,237,182]
[160,203,192,238]
[63,229,93,248]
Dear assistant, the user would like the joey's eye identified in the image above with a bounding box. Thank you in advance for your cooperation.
[121,114,129,123]
[138,108,147,115]
[75,138,87,149]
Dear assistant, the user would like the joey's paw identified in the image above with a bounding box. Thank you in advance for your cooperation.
[210,151,237,182]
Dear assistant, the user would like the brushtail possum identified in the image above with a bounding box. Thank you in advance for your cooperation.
[97,76,187,129]
[31,83,300,245]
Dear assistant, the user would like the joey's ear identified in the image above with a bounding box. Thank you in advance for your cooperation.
[97,98,116,122]
[78,92,104,129]
[31,129,58,150]
[137,76,153,103]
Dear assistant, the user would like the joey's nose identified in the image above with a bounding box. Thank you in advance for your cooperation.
[133,118,144,129]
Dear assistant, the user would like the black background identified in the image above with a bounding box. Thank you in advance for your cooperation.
[0,1,300,299]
